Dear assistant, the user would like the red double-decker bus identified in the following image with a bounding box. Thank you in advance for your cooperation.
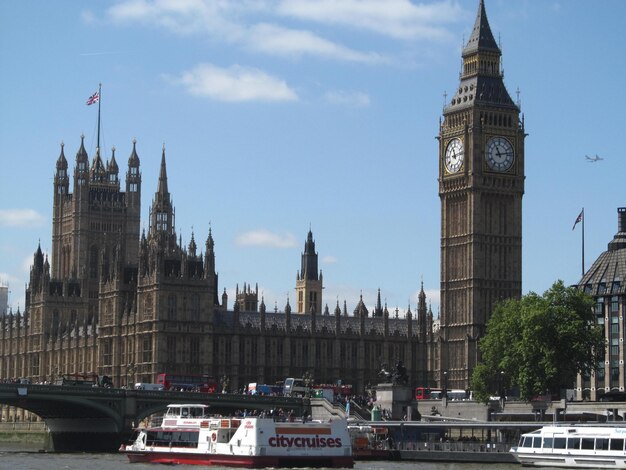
[415,387,443,400]
[156,373,217,393]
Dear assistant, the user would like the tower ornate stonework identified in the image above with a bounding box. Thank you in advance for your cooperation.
[296,230,323,313]
[438,0,525,389]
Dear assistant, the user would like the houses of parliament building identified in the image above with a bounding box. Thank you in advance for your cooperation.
[1,1,528,395]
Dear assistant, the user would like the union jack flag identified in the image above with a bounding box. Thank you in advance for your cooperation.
[572,209,583,230]
[86,91,99,106]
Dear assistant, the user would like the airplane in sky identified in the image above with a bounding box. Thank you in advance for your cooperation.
[585,154,604,162]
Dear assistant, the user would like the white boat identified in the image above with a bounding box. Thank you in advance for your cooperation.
[120,404,353,468]
[511,424,626,468]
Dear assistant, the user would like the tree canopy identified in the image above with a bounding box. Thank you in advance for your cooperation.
[471,281,604,403]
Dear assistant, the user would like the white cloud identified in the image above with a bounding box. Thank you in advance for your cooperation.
[81,9,96,25]
[276,0,463,41]
[323,90,370,107]
[0,209,45,228]
[321,255,337,264]
[169,63,298,102]
[235,229,298,248]
[248,23,385,63]
[107,0,402,63]
[0,272,20,286]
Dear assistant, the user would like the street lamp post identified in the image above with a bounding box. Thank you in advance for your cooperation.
[443,371,448,402]
[499,371,506,409]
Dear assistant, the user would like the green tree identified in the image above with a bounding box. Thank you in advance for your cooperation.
[471,281,604,403]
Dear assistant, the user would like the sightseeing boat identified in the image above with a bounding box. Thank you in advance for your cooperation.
[120,404,353,468]
[348,424,397,460]
[510,424,626,468]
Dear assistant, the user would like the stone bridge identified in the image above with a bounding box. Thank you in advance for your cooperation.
[0,383,307,451]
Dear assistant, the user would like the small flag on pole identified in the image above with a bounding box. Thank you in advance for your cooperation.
[572,209,584,230]
[86,91,100,106]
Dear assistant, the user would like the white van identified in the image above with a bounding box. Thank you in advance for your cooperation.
[134,383,164,391]
[283,378,308,397]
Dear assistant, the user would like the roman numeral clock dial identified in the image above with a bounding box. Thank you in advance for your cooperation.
[444,138,464,174]
[485,137,515,172]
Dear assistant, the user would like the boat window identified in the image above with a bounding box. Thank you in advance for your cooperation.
[532,437,541,448]
[567,437,580,449]
[596,438,609,450]
[170,431,199,448]
[553,438,566,449]
[581,438,594,450]
[610,438,624,451]
[542,437,553,449]
[521,437,530,448]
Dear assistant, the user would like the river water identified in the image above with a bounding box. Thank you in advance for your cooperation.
[0,452,526,470]
[0,441,554,470]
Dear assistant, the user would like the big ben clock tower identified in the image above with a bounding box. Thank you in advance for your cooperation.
[438,0,525,389]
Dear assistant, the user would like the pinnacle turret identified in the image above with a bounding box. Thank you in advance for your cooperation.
[90,147,107,183]
[76,134,88,163]
[128,139,140,166]
[56,142,67,170]
[157,145,169,197]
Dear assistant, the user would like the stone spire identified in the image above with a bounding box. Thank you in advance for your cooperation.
[463,0,499,56]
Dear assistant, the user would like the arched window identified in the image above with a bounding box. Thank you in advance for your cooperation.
[168,294,177,320]
[52,310,60,336]
[90,246,99,278]
[190,294,200,321]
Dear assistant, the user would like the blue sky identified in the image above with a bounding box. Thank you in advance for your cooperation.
[1,0,624,316]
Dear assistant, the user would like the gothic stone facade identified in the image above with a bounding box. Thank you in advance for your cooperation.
[438,0,524,390]
[1,0,526,396]
[0,139,436,395]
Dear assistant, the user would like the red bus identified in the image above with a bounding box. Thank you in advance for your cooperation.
[415,387,442,400]
[156,373,217,393]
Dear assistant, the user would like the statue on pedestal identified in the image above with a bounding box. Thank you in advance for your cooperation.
[378,360,408,386]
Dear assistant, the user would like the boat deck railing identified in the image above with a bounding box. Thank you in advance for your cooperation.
[399,440,510,453]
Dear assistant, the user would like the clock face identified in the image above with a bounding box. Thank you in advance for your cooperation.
[485,137,515,172]
[444,138,464,174]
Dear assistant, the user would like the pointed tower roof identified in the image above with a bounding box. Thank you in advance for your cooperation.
[373,288,383,317]
[300,228,319,281]
[34,242,44,271]
[157,144,169,196]
[463,0,499,56]
[108,147,119,173]
[418,280,426,305]
[353,294,369,318]
[188,231,197,256]
[446,0,515,112]
[128,139,140,166]
[76,134,89,163]
[56,142,68,170]
[206,226,214,251]
[579,207,626,293]
[90,147,107,182]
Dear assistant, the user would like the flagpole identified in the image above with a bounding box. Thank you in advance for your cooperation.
[97,83,102,151]
[581,207,585,277]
